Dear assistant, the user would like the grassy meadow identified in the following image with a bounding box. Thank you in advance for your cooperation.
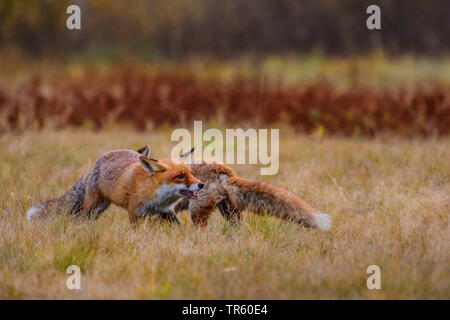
[0,128,448,299]
[1,0,449,301]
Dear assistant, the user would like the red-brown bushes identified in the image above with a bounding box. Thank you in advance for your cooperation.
[1,67,449,136]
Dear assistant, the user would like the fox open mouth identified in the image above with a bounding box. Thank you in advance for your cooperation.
[180,190,199,199]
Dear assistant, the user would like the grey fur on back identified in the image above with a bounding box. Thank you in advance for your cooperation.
[87,149,140,195]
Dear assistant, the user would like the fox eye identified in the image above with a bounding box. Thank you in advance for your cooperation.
[174,174,185,179]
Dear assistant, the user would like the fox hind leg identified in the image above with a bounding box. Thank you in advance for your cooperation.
[82,191,110,219]
[92,198,110,218]
[82,166,111,219]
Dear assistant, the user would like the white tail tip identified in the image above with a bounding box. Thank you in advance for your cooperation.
[27,206,40,221]
[314,213,332,230]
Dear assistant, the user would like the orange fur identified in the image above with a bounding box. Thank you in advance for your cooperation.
[28,149,203,228]
[176,161,331,230]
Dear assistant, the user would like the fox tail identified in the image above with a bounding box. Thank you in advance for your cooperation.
[27,174,88,221]
[233,178,332,230]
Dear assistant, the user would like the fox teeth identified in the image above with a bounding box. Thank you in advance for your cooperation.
[180,190,199,199]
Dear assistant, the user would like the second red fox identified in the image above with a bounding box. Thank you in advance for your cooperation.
[177,160,332,230]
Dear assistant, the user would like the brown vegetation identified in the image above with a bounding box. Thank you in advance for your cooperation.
[1,67,449,136]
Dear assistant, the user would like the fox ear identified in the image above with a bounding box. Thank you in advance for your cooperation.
[137,145,150,157]
[139,156,167,174]
[180,147,195,159]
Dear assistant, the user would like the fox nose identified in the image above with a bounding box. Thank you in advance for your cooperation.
[198,182,205,189]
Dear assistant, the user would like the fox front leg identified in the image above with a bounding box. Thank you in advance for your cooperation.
[137,203,180,226]
[189,199,216,227]
[217,198,242,225]
[137,203,156,217]
[128,201,152,229]
[188,189,228,227]
[155,211,181,226]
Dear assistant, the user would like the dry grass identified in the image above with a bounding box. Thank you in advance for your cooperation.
[0,128,449,299]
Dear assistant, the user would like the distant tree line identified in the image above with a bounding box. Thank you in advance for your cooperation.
[0,0,448,58]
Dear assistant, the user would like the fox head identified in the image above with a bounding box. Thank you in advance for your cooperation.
[139,156,204,199]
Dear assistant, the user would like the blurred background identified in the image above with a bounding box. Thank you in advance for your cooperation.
[0,0,449,136]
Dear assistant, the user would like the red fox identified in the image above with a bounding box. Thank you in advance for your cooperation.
[27,146,204,226]
[176,160,332,230]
